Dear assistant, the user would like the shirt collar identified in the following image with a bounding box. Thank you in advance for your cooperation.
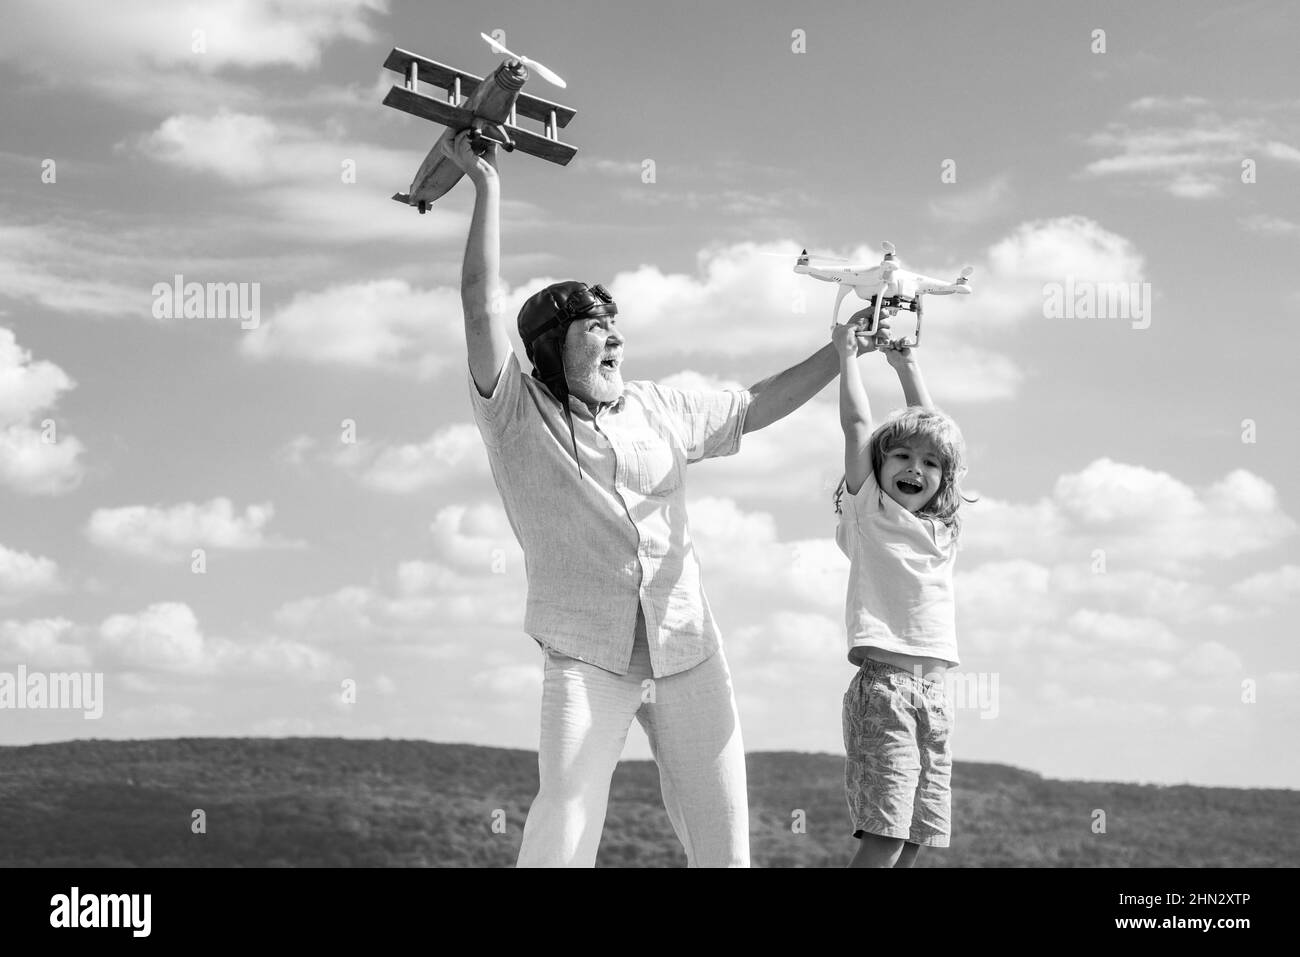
[567,392,627,419]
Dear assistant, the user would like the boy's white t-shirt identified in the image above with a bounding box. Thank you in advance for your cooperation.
[836,468,959,666]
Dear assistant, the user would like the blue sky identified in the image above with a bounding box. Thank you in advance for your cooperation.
[2,0,1298,789]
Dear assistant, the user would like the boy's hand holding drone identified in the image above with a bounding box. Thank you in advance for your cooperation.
[884,341,918,369]
[831,318,891,359]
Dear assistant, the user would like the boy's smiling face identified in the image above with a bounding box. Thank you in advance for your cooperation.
[878,437,943,512]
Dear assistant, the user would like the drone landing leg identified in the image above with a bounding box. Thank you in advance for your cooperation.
[832,283,852,326]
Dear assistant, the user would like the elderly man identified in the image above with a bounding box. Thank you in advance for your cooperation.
[444,131,886,867]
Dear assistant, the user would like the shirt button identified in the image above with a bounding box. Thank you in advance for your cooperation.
[625,560,638,575]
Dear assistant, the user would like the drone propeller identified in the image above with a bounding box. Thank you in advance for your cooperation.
[480,33,567,88]
[798,248,852,263]
[954,265,974,289]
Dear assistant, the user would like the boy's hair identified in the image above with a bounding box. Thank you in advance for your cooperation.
[833,407,975,539]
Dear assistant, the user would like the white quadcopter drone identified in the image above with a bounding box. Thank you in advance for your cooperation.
[795,242,974,349]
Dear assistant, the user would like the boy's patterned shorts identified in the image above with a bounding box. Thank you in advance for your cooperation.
[842,658,954,847]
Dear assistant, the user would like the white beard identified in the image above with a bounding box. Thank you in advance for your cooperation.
[564,358,624,405]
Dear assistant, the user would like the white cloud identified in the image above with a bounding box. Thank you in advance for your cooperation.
[0,617,89,669]
[658,370,746,392]
[241,279,462,377]
[1167,174,1222,199]
[903,339,1025,403]
[0,426,86,496]
[85,497,287,560]
[1264,141,1300,163]
[98,601,337,677]
[980,216,1147,325]
[0,328,75,425]
[687,397,843,505]
[1066,609,1181,652]
[687,496,847,612]
[608,240,1022,400]
[0,0,387,110]
[233,227,1065,401]
[1128,96,1212,112]
[760,610,843,659]
[1049,565,1235,625]
[593,224,1136,401]
[278,434,318,467]
[100,603,208,673]
[1240,214,1300,236]
[127,111,471,244]
[0,223,179,319]
[357,424,488,492]
[272,552,527,651]
[0,543,60,602]
[234,637,338,679]
[574,157,645,178]
[1083,99,1300,198]
[428,504,523,573]
[0,328,86,495]
[956,560,1056,628]
[1262,671,1300,696]
[1231,564,1300,605]
[300,422,489,492]
[963,458,1296,571]
[1182,641,1244,677]
[135,111,283,184]
[250,182,470,244]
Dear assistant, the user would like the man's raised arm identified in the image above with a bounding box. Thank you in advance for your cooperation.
[742,319,892,434]
[443,131,511,397]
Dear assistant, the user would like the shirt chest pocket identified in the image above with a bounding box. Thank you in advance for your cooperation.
[619,434,683,497]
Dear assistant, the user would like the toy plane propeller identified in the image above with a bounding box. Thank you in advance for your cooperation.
[381,34,579,213]
[479,32,567,88]
[795,242,974,349]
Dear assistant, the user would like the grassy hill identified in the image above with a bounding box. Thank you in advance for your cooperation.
[1,738,1295,866]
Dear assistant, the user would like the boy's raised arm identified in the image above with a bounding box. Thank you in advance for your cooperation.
[885,345,935,410]
[833,322,874,496]
[444,131,511,398]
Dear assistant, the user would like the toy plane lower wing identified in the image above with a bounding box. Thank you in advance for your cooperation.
[505,125,577,164]
[382,86,475,131]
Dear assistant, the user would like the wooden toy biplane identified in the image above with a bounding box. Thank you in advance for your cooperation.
[381,34,578,213]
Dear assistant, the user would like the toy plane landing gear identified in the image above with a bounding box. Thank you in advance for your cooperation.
[794,242,973,349]
[381,34,579,213]
[391,195,432,214]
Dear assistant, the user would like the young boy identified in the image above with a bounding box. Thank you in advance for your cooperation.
[830,318,971,868]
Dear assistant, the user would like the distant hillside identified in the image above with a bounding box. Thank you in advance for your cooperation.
[1,738,1295,866]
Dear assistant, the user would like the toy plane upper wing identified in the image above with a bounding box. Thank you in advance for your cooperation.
[382,49,577,140]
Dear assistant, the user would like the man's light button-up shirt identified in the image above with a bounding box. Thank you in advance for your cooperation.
[469,351,752,678]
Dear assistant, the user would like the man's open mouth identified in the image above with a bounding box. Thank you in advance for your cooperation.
[896,478,923,495]
[600,356,620,371]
